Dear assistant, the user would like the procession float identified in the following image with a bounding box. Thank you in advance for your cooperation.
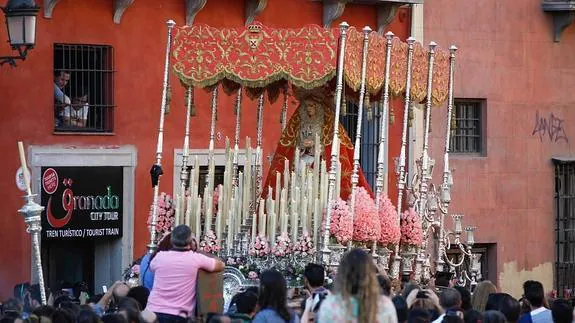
[117,19,482,308]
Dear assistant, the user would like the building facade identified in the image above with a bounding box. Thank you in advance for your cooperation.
[0,0,411,300]
[425,0,575,297]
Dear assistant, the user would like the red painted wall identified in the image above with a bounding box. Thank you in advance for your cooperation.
[426,0,575,294]
[0,0,409,299]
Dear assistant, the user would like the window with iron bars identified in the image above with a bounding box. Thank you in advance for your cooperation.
[450,99,484,154]
[553,159,575,298]
[53,44,115,133]
[194,165,245,198]
[340,102,380,188]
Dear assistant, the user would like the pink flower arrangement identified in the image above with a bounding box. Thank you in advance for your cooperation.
[200,230,222,254]
[272,232,293,258]
[352,187,381,243]
[293,232,315,256]
[400,208,423,247]
[247,271,259,280]
[322,198,353,244]
[249,235,271,257]
[378,194,401,246]
[147,192,175,239]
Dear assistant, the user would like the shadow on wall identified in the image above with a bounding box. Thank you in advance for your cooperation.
[498,261,553,299]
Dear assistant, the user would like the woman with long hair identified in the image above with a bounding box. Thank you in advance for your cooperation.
[252,269,298,323]
[471,281,497,312]
[317,248,397,323]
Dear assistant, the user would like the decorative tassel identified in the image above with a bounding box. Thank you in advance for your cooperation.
[165,85,172,115]
[365,93,372,121]
[390,106,395,125]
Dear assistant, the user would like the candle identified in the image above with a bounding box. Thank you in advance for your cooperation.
[292,187,300,242]
[251,212,257,242]
[17,142,32,196]
[227,197,235,253]
[258,199,266,235]
[283,159,290,191]
[238,173,244,225]
[204,187,211,234]
[279,188,286,233]
[174,194,181,226]
[307,172,313,229]
[294,146,300,174]
[216,185,224,238]
[185,194,193,228]
[269,197,276,242]
[195,197,202,239]
[301,195,308,235]
[313,197,320,247]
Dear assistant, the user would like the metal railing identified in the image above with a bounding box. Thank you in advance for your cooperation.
[554,159,575,298]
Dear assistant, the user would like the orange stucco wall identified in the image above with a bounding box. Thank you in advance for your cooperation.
[0,0,410,299]
[426,0,575,296]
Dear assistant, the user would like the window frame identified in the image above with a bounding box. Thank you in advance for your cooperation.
[53,43,116,135]
[340,101,381,188]
[449,98,486,157]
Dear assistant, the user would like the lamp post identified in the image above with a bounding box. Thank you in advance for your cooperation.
[1,0,39,67]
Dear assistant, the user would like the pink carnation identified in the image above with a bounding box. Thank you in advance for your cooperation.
[293,232,315,255]
[249,235,270,257]
[248,271,259,280]
[271,232,293,258]
[322,198,353,244]
[400,208,423,247]
[378,194,401,246]
[147,192,176,241]
[352,187,381,243]
[200,230,222,254]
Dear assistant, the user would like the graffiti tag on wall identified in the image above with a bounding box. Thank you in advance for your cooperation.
[532,111,568,143]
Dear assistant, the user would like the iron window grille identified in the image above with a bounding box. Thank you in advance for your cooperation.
[450,100,484,154]
[53,44,115,133]
[340,102,381,188]
[195,165,245,198]
[554,159,575,298]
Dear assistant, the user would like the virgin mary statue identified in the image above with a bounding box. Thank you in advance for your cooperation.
[262,89,373,200]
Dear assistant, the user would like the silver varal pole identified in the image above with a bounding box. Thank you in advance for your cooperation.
[322,22,349,264]
[390,37,416,279]
[148,20,176,253]
[255,93,265,199]
[437,46,457,272]
[374,31,394,270]
[349,26,371,250]
[180,86,193,223]
[233,88,243,189]
[414,42,437,281]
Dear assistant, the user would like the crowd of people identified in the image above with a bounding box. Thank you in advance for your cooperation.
[1,225,574,323]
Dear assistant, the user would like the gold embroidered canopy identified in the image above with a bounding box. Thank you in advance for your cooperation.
[172,22,450,106]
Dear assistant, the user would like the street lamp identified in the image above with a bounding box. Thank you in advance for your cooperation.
[1,0,39,67]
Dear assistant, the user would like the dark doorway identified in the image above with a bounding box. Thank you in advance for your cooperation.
[42,239,95,296]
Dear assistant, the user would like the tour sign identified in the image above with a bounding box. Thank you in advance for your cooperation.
[40,167,123,240]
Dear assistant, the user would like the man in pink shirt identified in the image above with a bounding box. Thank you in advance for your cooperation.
[146,225,225,323]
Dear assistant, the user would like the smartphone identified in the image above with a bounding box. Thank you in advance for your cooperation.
[102,286,108,293]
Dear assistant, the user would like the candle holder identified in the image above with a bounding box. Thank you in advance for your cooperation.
[377,246,392,272]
